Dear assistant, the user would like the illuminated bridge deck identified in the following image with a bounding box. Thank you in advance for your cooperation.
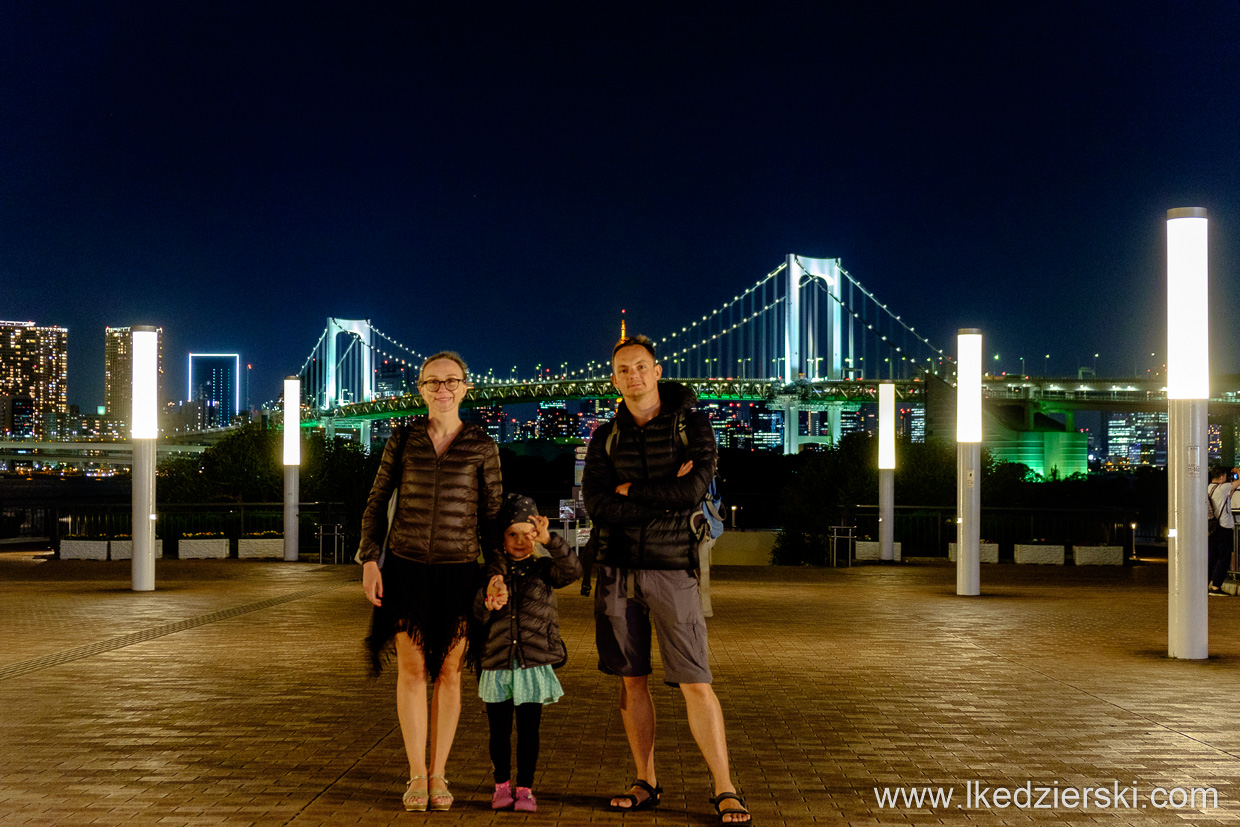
[313,376,1240,423]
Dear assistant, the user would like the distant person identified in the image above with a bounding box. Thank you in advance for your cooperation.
[582,335,752,825]
[579,531,597,596]
[1207,466,1240,595]
[475,494,581,812]
[357,351,503,812]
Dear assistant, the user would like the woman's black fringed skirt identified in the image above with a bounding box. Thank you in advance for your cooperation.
[365,555,481,679]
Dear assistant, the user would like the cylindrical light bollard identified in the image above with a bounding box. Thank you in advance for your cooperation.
[956,329,983,596]
[131,326,159,592]
[1166,207,1209,659]
[283,376,301,562]
[878,382,896,561]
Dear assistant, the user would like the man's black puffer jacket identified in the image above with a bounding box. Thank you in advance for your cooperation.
[582,381,717,570]
[358,420,503,565]
[474,533,581,670]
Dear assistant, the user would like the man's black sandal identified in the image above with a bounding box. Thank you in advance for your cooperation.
[608,779,662,811]
[709,791,753,824]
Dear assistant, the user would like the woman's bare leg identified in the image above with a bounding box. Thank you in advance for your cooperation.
[394,632,429,779]
[428,634,467,787]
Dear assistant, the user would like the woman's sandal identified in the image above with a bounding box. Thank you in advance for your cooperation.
[403,775,428,812]
[710,791,753,824]
[607,779,662,811]
[428,774,453,811]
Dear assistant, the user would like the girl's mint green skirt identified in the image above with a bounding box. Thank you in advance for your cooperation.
[479,661,563,705]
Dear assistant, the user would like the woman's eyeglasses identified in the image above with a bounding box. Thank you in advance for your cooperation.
[418,378,465,391]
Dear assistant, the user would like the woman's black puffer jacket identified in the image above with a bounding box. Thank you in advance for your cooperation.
[357,421,503,565]
[474,533,581,670]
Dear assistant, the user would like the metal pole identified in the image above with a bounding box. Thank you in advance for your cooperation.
[1167,399,1207,657]
[879,468,894,561]
[878,382,895,561]
[283,376,301,562]
[130,325,159,592]
[1165,207,1209,658]
[284,466,299,562]
[956,442,981,595]
[956,329,983,596]
[131,439,156,591]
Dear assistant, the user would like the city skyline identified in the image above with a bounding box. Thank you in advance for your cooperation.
[4,4,1238,409]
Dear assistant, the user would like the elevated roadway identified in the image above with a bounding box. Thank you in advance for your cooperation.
[309,375,1240,425]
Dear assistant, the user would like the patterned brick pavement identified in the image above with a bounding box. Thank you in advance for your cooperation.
[3,553,1240,825]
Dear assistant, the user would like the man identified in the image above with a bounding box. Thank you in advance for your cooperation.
[582,335,751,825]
[1207,466,1240,594]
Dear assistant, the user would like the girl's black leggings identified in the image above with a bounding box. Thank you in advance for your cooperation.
[486,700,543,787]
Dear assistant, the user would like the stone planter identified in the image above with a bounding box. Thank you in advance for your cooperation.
[1014,544,1065,565]
[948,542,999,563]
[1072,545,1123,566]
[179,538,228,559]
[109,540,163,561]
[855,541,902,562]
[60,540,108,560]
[238,538,284,559]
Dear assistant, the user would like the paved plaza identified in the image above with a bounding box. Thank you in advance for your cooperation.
[3,552,1240,825]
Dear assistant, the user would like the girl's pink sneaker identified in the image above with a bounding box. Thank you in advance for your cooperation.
[492,781,515,810]
[514,787,537,812]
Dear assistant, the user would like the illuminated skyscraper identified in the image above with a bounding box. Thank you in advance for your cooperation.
[0,320,68,439]
[376,360,412,398]
[465,403,506,443]
[188,353,240,429]
[105,326,164,431]
[536,401,575,440]
[1106,411,1168,467]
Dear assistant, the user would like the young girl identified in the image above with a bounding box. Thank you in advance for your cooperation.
[476,494,581,812]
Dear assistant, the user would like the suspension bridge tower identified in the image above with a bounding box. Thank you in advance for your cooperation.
[782,254,843,453]
[323,318,376,445]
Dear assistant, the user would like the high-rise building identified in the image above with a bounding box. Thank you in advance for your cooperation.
[376,360,412,398]
[464,403,506,443]
[104,326,164,432]
[578,398,614,440]
[0,320,68,439]
[535,401,576,440]
[188,353,240,429]
[1106,411,1168,468]
[0,396,36,439]
[752,407,783,451]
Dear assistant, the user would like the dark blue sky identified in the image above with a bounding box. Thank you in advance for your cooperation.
[4,2,1238,409]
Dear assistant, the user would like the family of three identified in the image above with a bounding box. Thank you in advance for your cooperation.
[355,340,752,824]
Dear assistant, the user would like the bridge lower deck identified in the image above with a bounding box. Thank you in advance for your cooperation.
[2,554,1239,825]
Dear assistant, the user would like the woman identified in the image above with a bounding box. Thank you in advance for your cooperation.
[358,351,503,812]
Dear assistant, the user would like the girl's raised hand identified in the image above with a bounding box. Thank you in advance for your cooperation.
[529,515,551,545]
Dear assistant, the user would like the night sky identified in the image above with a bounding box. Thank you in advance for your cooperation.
[4,2,1238,410]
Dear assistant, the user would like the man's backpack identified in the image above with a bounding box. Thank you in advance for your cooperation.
[604,411,723,616]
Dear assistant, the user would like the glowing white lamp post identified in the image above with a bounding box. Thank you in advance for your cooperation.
[283,376,301,562]
[1166,207,1209,659]
[878,382,896,561]
[131,326,159,591]
[956,329,983,596]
